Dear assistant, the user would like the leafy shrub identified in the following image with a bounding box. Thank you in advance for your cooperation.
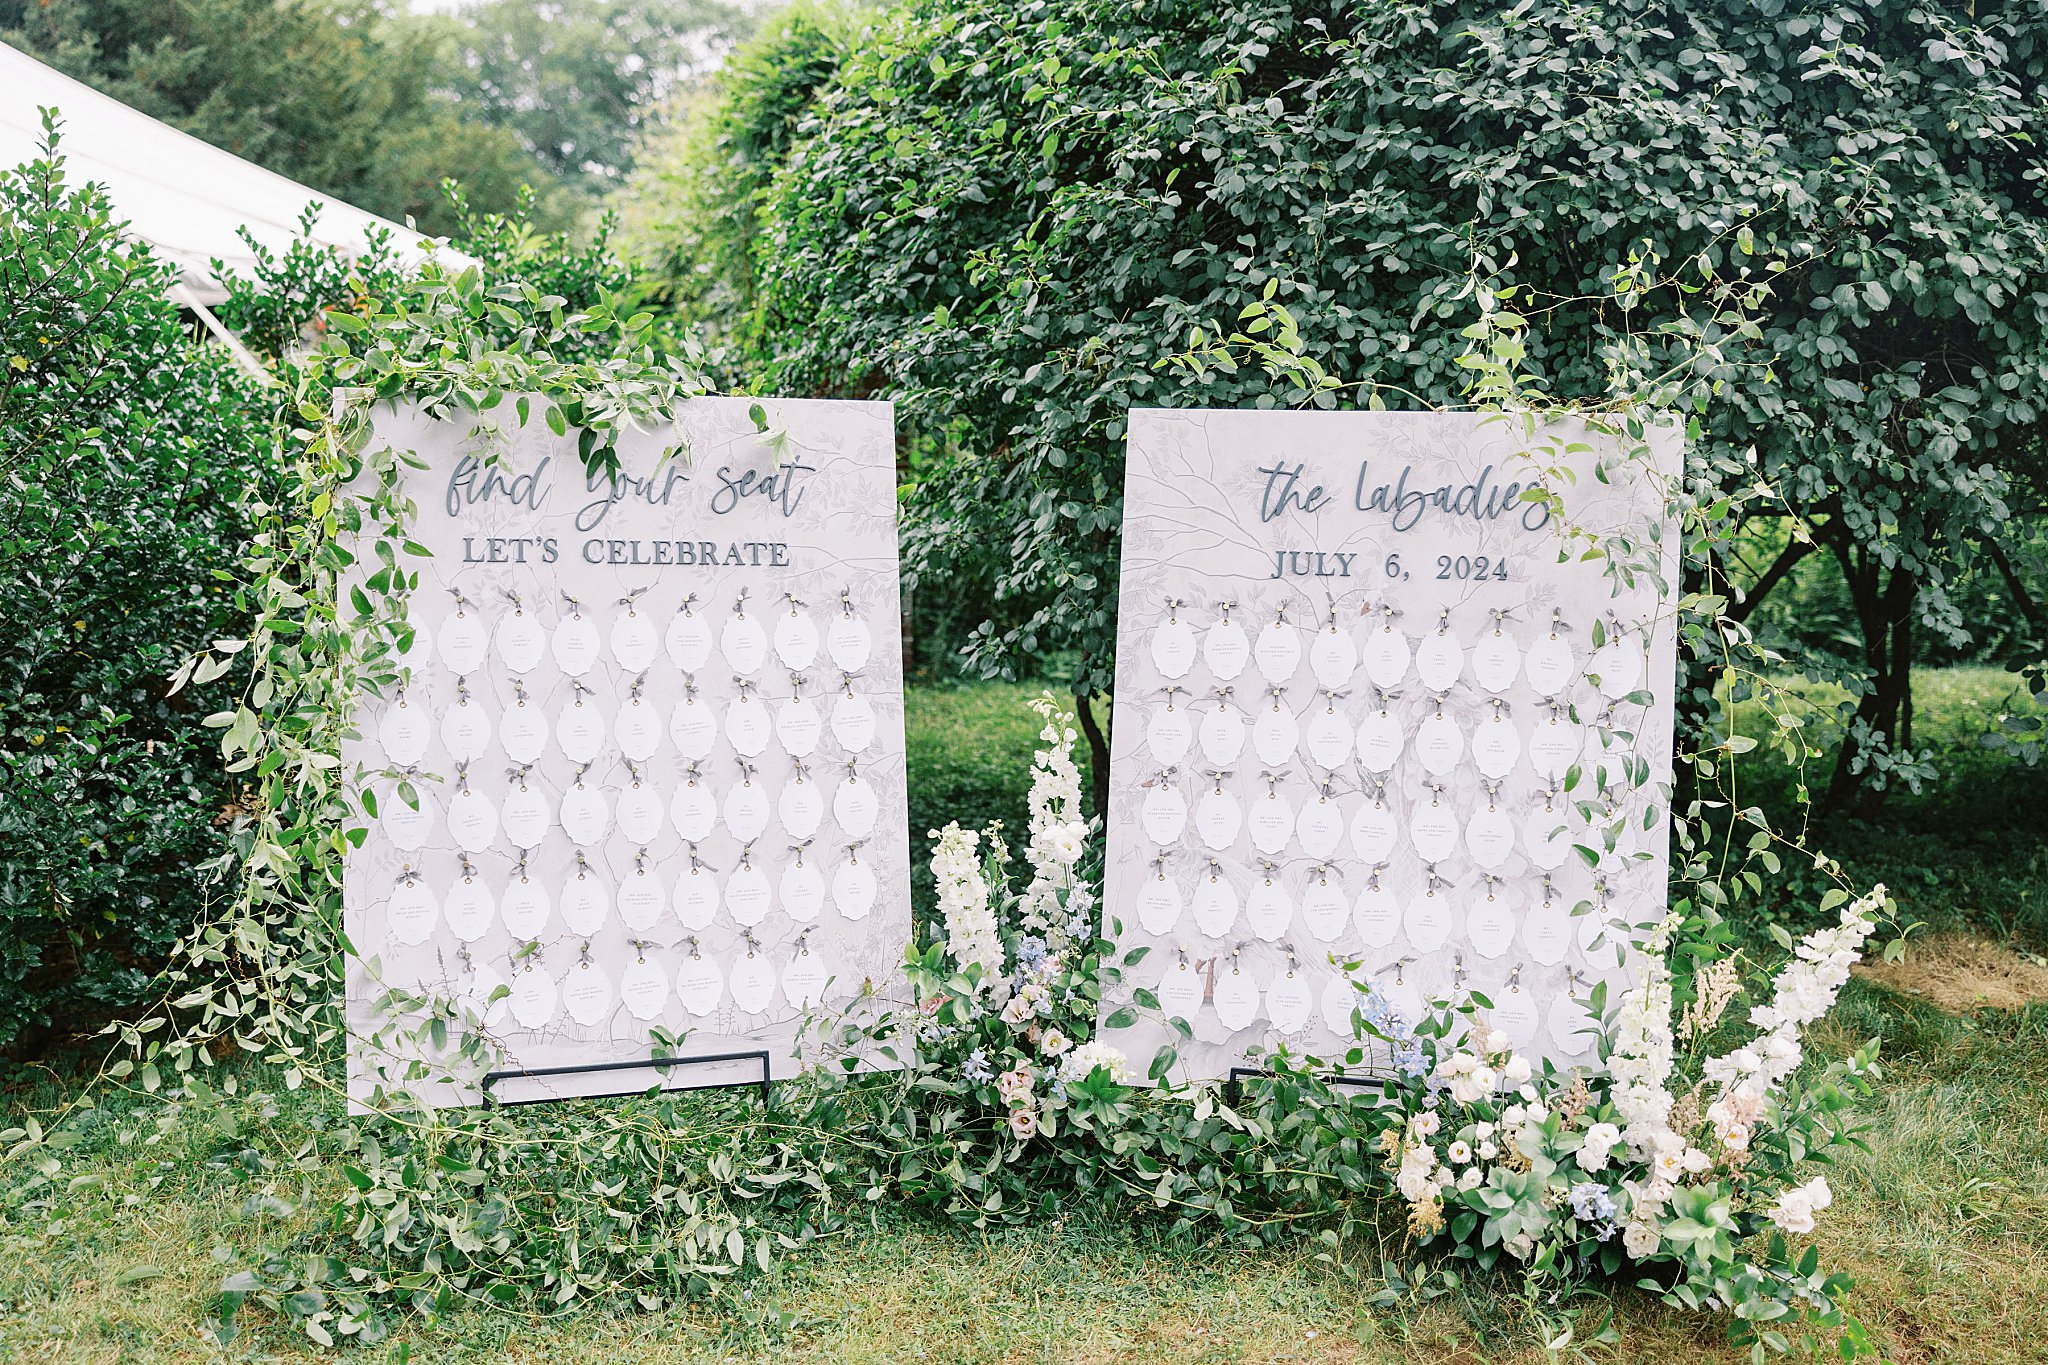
[0,125,267,1049]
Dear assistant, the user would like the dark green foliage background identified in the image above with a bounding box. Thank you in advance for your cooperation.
[640,0,2048,805]
[0,135,266,1049]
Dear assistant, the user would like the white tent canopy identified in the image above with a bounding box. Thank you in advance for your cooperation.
[0,39,459,304]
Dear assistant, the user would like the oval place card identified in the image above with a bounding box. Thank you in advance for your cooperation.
[562,961,615,1026]
[448,787,499,853]
[729,950,777,1014]
[438,611,489,675]
[1349,797,1400,864]
[440,696,491,762]
[1193,785,1241,851]
[620,956,669,1020]
[1590,636,1644,699]
[1491,982,1542,1047]
[781,860,827,922]
[552,610,601,676]
[1523,806,1572,870]
[1296,791,1345,859]
[460,964,509,1028]
[387,877,439,947]
[444,873,495,941]
[618,866,665,931]
[1415,628,1463,691]
[1247,788,1294,855]
[500,876,550,938]
[1376,966,1425,1027]
[382,789,434,852]
[508,964,559,1029]
[501,783,551,848]
[1196,704,1246,765]
[1244,875,1291,941]
[500,698,548,764]
[1150,615,1197,679]
[1212,962,1260,1030]
[779,776,825,840]
[1146,702,1194,764]
[560,868,609,935]
[670,696,717,759]
[1522,895,1573,965]
[670,782,717,842]
[1135,872,1183,935]
[1299,873,1349,943]
[1411,704,1462,771]
[1466,891,1516,959]
[1353,878,1400,947]
[495,609,547,673]
[722,611,769,675]
[676,952,725,1016]
[616,779,664,844]
[1465,805,1516,869]
[1253,619,1301,683]
[379,698,431,765]
[1321,975,1362,1038]
[783,950,830,1009]
[1156,958,1205,1022]
[834,773,880,838]
[1309,625,1359,689]
[831,692,878,753]
[1355,708,1405,770]
[725,780,772,842]
[1528,715,1579,780]
[1548,992,1599,1055]
[827,611,873,672]
[665,609,714,671]
[1304,705,1352,769]
[1524,634,1575,695]
[834,856,878,919]
[1252,701,1300,766]
[1191,869,1239,937]
[1204,615,1251,679]
[1408,799,1460,864]
[774,609,821,670]
[674,864,719,930]
[560,783,609,845]
[1363,626,1411,688]
[556,699,606,764]
[611,607,660,672]
[1471,628,1521,693]
[1265,968,1314,1034]
[725,694,773,756]
[616,697,661,761]
[778,695,824,757]
[1471,714,1522,778]
[726,863,773,926]
[1141,782,1188,845]
[1405,891,1452,952]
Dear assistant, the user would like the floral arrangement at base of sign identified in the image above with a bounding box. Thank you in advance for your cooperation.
[918,694,1888,1357]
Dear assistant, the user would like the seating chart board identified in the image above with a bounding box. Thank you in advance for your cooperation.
[1100,410,1681,1082]
[343,397,909,1105]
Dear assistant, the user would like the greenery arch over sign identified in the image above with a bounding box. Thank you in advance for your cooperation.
[0,248,1900,1358]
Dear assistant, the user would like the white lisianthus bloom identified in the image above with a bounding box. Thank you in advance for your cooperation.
[1410,1110,1441,1138]
[1458,1166,1485,1191]
[1447,1140,1472,1164]
[1622,1218,1662,1258]
[1578,1122,1622,1173]
[1040,1028,1072,1057]
[1503,1053,1531,1085]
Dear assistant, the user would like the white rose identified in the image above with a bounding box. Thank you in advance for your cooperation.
[1622,1219,1662,1258]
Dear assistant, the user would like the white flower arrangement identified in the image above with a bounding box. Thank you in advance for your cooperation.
[930,822,1003,989]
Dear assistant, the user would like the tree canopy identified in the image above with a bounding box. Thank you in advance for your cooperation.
[648,0,2048,805]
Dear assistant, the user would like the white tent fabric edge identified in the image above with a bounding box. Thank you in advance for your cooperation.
[1,39,468,304]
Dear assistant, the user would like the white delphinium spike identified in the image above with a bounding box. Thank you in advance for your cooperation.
[1020,693,1092,937]
[1607,913,1682,1159]
[931,822,1003,990]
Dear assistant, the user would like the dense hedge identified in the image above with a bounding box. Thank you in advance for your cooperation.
[0,130,267,1048]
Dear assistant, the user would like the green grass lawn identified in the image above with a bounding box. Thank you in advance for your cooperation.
[2,674,2044,1364]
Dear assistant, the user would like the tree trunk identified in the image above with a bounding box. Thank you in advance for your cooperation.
[1823,534,1918,816]
[1074,689,1111,824]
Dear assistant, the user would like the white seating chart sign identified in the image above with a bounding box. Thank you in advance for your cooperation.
[1100,410,1681,1083]
[343,397,909,1106]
